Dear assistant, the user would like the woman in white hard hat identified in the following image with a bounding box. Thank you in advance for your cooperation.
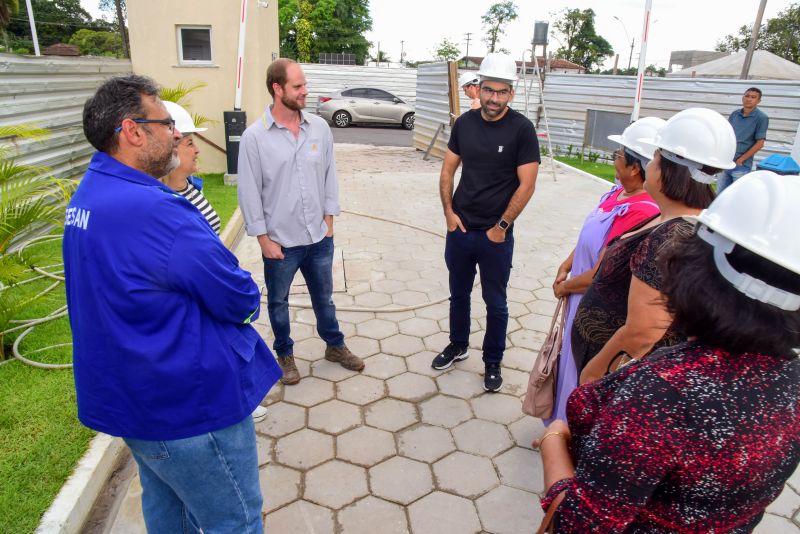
[458,72,481,110]
[535,170,800,531]
[162,101,268,423]
[573,107,733,385]
[544,117,662,424]
[162,101,221,234]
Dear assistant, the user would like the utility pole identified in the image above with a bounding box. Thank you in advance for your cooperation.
[741,0,768,79]
[627,37,635,70]
[24,0,40,56]
[377,41,380,66]
[400,40,405,66]
[464,32,472,67]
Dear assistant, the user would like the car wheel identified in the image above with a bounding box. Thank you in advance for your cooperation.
[402,113,415,130]
[332,111,351,128]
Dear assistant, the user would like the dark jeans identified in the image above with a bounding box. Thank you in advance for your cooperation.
[445,229,514,364]
[263,236,344,357]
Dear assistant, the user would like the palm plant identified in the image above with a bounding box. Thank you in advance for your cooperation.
[158,81,215,129]
[0,125,75,358]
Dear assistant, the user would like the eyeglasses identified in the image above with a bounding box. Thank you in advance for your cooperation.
[480,86,512,98]
[114,118,176,133]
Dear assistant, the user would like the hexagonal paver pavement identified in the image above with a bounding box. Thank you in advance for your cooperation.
[364,398,419,431]
[282,377,334,407]
[381,333,425,357]
[258,464,301,512]
[452,419,513,458]
[256,434,272,467]
[494,446,545,493]
[436,369,484,399]
[310,358,359,382]
[508,416,545,450]
[256,401,306,438]
[399,317,440,338]
[337,426,396,467]
[420,395,473,428]
[470,393,525,425]
[475,485,543,534]
[264,500,334,534]
[398,424,456,463]
[345,335,381,358]
[387,373,438,402]
[307,399,361,435]
[304,460,368,509]
[356,318,399,339]
[370,456,434,505]
[336,374,386,405]
[433,451,499,498]
[362,353,407,379]
[408,491,482,534]
[339,496,410,534]
[275,428,334,469]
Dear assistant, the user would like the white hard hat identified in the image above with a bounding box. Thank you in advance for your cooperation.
[687,170,800,310]
[478,53,518,84]
[608,116,666,160]
[458,72,479,88]
[639,108,736,179]
[163,100,207,134]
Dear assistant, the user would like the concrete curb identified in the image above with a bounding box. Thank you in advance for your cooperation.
[36,208,246,533]
[36,434,126,534]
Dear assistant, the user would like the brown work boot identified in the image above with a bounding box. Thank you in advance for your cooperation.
[277,354,301,385]
[325,344,365,371]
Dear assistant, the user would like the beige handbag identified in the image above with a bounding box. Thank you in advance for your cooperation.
[522,298,566,419]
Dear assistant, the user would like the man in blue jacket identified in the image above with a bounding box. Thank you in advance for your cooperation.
[63,75,282,533]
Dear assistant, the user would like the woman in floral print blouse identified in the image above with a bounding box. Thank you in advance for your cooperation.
[536,171,800,533]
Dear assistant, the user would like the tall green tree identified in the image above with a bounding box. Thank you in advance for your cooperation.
[716,3,800,65]
[98,0,128,58]
[295,0,313,63]
[433,38,460,62]
[482,1,518,53]
[279,0,372,65]
[551,8,613,71]
[68,28,123,57]
[7,0,93,47]
[0,0,19,29]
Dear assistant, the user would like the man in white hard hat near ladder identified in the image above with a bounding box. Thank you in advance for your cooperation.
[433,53,541,392]
[458,72,481,110]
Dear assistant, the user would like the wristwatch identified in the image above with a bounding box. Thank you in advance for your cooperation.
[497,218,510,231]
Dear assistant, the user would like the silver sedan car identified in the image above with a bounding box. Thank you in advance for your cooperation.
[317,87,415,129]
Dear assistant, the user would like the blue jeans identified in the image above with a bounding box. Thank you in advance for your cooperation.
[263,235,344,357]
[445,229,514,364]
[718,164,751,193]
[124,417,263,534]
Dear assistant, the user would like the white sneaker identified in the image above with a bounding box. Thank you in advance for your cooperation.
[252,405,268,424]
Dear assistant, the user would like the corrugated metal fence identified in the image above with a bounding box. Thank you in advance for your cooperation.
[301,63,417,110]
[0,53,132,180]
[414,62,800,163]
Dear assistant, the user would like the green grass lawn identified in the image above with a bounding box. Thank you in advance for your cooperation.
[554,156,617,183]
[0,174,238,533]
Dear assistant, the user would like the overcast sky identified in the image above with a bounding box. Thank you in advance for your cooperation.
[81,0,790,69]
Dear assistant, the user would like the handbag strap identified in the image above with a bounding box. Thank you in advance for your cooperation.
[546,298,565,336]
[535,490,566,534]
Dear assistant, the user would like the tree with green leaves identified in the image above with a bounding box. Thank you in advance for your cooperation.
[482,1,518,53]
[98,0,128,58]
[279,0,372,64]
[0,0,19,29]
[433,38,461,62]
[371,50,390,63]
[551,8,613,71]
[7,0,93,48]
[716,3,800,65]
[68,28,123,57]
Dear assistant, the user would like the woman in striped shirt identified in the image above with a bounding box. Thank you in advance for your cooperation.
[162,101,221,234]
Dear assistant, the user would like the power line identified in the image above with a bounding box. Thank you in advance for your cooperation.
[9,16,117,31]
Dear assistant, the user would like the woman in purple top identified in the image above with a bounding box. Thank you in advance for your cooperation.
[545,117,663,424]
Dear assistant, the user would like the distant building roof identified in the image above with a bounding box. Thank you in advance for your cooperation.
[43,43,81,56]
[668,50,800,80]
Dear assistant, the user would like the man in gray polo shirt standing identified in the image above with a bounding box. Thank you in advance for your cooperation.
[237,58,364,385]
[718,87,769,192]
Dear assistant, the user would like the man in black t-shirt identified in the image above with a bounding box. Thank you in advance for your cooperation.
[432,53,541,392]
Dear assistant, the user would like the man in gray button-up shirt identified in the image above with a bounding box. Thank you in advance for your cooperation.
[237,59,365,385]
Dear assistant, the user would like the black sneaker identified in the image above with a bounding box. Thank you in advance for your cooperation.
[431,343,469,370]
[484,363,503,392]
